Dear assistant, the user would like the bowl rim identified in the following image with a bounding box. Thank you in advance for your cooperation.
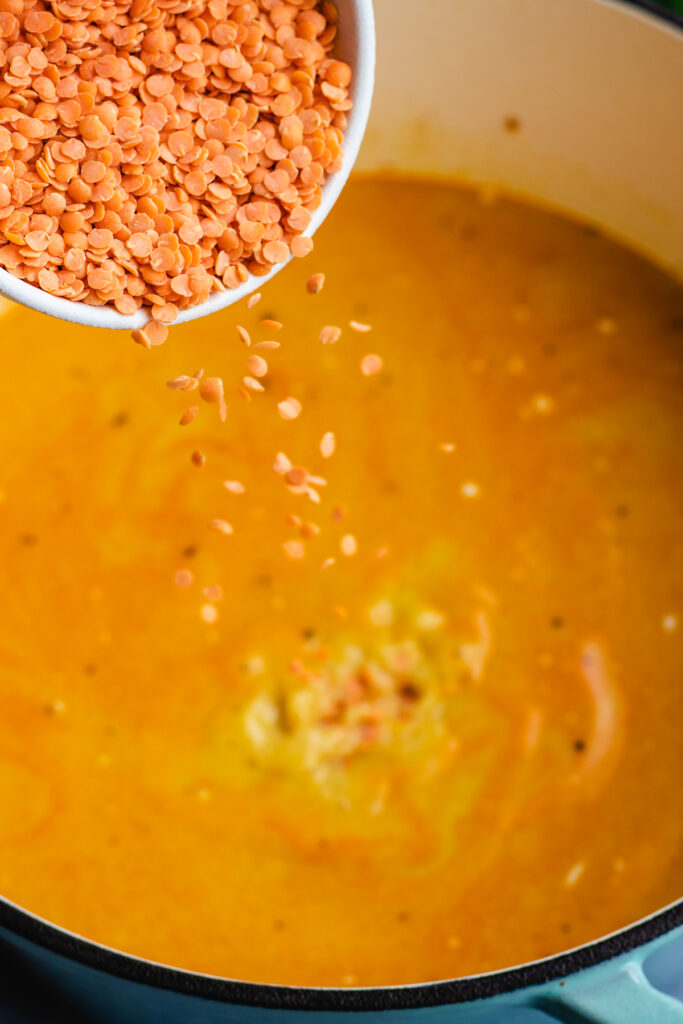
[0,0,680,1013]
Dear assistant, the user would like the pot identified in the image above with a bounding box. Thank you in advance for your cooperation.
[0,0,681,1020]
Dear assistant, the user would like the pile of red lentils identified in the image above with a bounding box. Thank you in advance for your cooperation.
[0,0,352,343]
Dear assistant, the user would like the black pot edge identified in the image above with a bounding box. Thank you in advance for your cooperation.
[0,0,681,1015]
[617,0,683,27]
[0,897,681,1012]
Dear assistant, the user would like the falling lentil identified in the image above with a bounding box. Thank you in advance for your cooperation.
[320,432,335,457]
[273,452,291,475]
[340,533,357,557]
[461,482,480,499]
[307,273,325,295]
[210,518,233,536]
[199,376,227,421]
[285,466,308,487]
[283,539,305,560]
[167,375,198,392]
[246,355,268,378]
[278,397,302,420]
[360,353,383,376]
[319,325,341,345]
[200,603,218,625]
[179,406,199,426]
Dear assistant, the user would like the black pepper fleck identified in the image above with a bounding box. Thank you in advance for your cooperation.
[399,682,421,702]
[252,573,273,587]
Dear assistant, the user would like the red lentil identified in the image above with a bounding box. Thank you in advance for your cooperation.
[283,539,305,560]
[278,397,302,420]
[340,533,358,557]
[210,518,233,536]
[360,353,383,376]
[285,466,308,488]
[200,603,218,625]
[179,406,199,427]
[320,431,335,458]
[273,452,291,475]
[246,355,268,378]
[306,273,325,294]
[319,325,341,345]
[199,376,227,421]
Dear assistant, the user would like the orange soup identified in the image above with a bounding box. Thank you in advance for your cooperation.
[0,177,681,986]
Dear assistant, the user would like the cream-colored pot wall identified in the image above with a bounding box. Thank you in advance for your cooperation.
[358,0,683,276]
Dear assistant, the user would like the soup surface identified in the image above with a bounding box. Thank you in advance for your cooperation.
[0,178,681,986]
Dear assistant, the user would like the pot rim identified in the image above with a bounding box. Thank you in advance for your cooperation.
[0,896,681,1010]
[0,0,681,1013]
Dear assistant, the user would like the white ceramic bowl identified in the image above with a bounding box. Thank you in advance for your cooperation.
[0,0,375,330]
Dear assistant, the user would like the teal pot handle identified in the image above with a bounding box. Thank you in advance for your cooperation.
[545,959,683,1023]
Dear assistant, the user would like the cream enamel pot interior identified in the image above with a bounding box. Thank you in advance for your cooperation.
[0,1,681,1022]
